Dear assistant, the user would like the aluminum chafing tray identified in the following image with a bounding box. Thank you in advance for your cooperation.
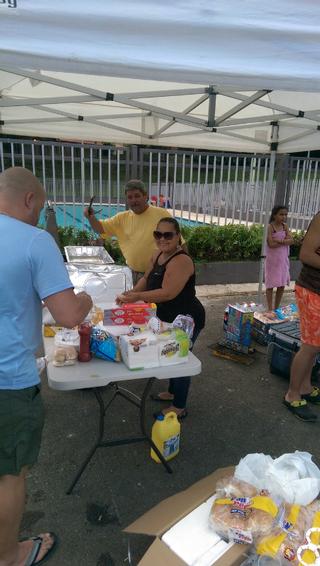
[64,246,114,264]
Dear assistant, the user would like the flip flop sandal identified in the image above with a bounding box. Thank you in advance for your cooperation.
[150,394,174,403]
[283,398,317,422]
[302,386,320,404]
[24,532,58,566]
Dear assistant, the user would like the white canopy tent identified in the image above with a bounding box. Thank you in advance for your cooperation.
[0,0,320,154]
[1,0,320,298]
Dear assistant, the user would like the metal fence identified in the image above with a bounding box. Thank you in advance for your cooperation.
[0,137,319,230]
[0,139,130,206]
[139,149,272,226]
[287,157,320,232]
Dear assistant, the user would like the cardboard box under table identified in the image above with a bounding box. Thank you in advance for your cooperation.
[125,466,249,566]
[43,337,201,494]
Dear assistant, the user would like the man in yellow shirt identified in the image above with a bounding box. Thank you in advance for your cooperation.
[84,179,186,284]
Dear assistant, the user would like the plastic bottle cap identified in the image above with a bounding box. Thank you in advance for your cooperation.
[156,415,165,421]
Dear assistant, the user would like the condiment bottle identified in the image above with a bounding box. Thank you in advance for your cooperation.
[78,322,92,362]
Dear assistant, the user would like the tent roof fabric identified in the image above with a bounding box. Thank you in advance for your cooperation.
[1,0,320,153]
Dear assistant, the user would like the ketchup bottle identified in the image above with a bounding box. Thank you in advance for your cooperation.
[78,322,92,362]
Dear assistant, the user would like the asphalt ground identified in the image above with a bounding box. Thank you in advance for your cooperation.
[22,289,320,566]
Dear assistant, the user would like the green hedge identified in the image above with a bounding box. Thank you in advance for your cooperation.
[55,224,304,263]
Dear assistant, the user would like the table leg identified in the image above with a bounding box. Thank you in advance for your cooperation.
[66,439,100,495]
[66,388,110,494]
[66,378,172,494]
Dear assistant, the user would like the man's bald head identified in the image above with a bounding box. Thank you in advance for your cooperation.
[0,167,43,198]
[0,167,46,226]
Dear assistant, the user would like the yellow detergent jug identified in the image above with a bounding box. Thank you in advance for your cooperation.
[150,412,181,463]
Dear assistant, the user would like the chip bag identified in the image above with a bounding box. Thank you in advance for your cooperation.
[90,327,121,362]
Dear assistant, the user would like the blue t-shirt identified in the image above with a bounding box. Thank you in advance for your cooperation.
[0,216,73,390]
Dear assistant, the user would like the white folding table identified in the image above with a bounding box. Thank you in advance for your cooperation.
[44,338,201,493]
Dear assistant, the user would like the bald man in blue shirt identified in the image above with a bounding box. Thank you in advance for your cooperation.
[0,167,92,566]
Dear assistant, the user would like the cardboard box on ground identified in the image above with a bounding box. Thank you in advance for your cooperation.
[124,466,250,566]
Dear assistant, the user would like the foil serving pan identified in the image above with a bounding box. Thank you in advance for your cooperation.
[66,263,133,303]
[64,246,114,264]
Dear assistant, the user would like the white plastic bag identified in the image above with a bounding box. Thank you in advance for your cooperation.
[235,451,320,505]
[265,451,320,505]
[234,453,273,491]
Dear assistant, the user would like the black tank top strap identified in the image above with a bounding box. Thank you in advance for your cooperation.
[154,252,162,265]
[270,223,276,233]
[162,250,190,267]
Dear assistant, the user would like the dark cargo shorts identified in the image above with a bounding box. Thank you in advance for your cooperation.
[0,385,45,476]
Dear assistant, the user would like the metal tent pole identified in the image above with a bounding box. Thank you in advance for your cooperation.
[258,123,279,303]
[207,86,216,127]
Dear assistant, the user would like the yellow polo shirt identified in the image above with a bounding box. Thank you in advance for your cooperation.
[100,206,176,272]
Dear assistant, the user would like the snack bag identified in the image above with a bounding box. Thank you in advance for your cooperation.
[147,315,194,340]
[274,303,298,320]
[90,327,121,362]
[171,314,195,339]
[257,501,320,565]
[297,522,320,566]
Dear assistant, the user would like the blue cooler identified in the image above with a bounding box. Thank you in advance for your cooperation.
[252,317,290,347]
[268,321,301,378]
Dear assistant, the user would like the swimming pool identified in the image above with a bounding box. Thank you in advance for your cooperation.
[39,203,125,231]
[39,203,202,230]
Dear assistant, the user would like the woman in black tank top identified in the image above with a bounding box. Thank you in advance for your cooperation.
[116,218,205,419]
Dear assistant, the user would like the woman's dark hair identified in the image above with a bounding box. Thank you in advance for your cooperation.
[269,205,288,223]
[157,217,182,244]
[157,217,181,233]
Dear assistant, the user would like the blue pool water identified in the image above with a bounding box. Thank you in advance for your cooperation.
[39,203,200,230]
[39,204,125,231]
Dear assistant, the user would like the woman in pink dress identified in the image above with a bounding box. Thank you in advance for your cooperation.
[265,205,294,311]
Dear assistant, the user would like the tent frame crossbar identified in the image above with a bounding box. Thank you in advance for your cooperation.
[151,94,209,138]
[0,95,97,107]
[28,105,149,138]
[215,90,269,125]
[219,113,289,126]
[1,65,320,149]
[114,87,207,98]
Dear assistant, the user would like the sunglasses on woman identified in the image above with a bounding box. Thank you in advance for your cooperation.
[153,230,177,240]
